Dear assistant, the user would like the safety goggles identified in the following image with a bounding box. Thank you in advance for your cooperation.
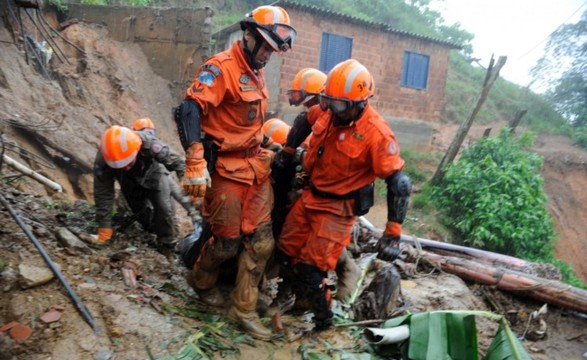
[256,24,297,53]
[319,94,360,114]
[287,89,318,106]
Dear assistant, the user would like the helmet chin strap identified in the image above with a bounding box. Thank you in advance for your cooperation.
[242,31,265,70]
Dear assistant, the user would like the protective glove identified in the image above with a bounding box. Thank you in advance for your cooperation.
[262,136,283,153]
[273,146,295,169]
[182,142,211,198]
[376,221,402,261]
[96,228,113,245]
[266,142,283,153]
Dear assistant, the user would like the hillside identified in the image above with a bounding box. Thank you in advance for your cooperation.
[1,9,587,360]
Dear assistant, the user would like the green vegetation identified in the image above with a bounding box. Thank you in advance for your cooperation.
[384,310,531,360]
[532,11,587,130]
[430,129,584,287]
[432,130,554,259]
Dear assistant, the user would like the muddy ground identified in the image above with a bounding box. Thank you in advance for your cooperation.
[1,12,587,360]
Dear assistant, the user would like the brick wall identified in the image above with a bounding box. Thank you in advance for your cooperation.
[277,7,453,127]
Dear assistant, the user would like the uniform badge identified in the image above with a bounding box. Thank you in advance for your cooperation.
[387,139,398,155]
[197,70,216,87]
[352,132,365,140]
[240,74,250,84]
[248,109,257,119]
[240,85,257,92]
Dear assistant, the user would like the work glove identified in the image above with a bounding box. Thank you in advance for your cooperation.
[182,142,211,198]
[262,136,283,153]
[96,227,113,245]
[376,221,402,262]
[273,146,295,169]
[266,142,283,153]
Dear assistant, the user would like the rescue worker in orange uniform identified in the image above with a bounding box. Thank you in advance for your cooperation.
[174,5,297,340]
[271,67,361,313]
[275,59,412,331]
[93,125,189,250]
[271,68,326,240]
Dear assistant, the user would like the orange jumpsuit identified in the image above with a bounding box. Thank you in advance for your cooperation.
[185,41,275,312]
[279,104,405,272]
[186,41,273,238]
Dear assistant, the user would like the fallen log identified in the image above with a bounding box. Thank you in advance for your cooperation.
[357,217,587,314]
[422,251,587,314]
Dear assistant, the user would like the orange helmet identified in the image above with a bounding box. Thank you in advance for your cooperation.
[131,117,154,131]
[263,118,291,145]
[320,59,375,114]
[240,5,297,52]
[100,126,142,169]
[288,68,327,106]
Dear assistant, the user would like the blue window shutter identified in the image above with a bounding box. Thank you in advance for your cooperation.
[401,51,430,89]
[319,33,353,73]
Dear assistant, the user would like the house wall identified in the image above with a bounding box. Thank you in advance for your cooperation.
[279,8,452,127]
[65,4,213,99]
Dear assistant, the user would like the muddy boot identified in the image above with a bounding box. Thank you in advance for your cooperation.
[186,271,225,307]
[229,225,274,340]
[335,248,361,303]
[228,306,272,341]
[293,263,334,332]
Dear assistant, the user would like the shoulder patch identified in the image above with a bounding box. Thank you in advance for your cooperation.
[197,70,216,87]
[202,64,221,77]
[387,139,398,156]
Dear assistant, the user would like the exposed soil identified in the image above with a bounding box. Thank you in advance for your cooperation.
[1,14,587,360]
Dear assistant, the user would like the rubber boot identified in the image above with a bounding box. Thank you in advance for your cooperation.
[186,271,225,307]
[293,263,334,331]
[227,306,272,341]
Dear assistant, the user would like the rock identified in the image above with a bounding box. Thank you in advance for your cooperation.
[18,262,60,289]
[1,266,18,291]
[94,349,113,360]
[55,227,91,254]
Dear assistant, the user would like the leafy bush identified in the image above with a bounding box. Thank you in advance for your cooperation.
[572,126,587,150]
[432,129,556,261]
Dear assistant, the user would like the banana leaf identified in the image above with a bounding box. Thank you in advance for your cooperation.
[485,320,531,360]
[381,310,531,360]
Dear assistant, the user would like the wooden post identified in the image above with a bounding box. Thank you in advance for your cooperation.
[431,55,507,185]
[508,109,527,134]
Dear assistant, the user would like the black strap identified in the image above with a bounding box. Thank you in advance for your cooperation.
[309,183,354,200]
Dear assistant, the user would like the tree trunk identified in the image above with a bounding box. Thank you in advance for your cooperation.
[422,251,587,314]
[431,56,507,184]
[357,217,587,314]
